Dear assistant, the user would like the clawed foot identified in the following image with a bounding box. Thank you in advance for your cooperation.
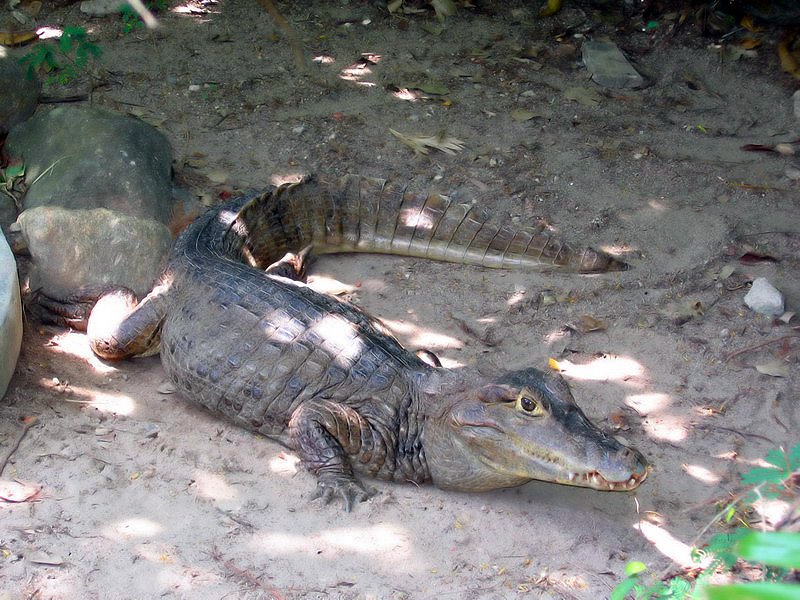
[310,475,376,512]
[36,286,107,330]
[36,286,137,332]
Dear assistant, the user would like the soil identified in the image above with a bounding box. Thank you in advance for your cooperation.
[2,1,800,599]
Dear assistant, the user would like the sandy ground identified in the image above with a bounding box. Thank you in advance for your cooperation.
[2,1,800,598]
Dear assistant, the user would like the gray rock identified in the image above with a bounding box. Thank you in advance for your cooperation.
[6,106,174,224]
[0,52,40,135]
[582,40,645,89]
[744,277,785,316]
[1,231,23,399]
[16,206,172,298]
[80,0,125,17]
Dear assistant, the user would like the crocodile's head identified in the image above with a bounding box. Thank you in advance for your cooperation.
[423,368,649,493]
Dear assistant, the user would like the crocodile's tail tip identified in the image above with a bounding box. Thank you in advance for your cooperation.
[578,251,631,273]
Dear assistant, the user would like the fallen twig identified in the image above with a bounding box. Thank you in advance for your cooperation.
[256,0,306,72]
[211,547,285,599]
[723,334,800,362]
[0,418,36,476]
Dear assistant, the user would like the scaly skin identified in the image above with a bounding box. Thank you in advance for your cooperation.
[44,176,647,510]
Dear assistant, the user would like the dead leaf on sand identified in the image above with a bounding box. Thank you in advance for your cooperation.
[389,129,465,155]
[0,480,41,503]
[755,360,790,378]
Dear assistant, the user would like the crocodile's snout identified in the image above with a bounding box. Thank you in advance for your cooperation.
[577,443,649,491]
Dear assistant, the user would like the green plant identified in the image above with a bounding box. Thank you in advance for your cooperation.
[613,444,800,600]
[20,26,101,85]
[120,0,169,34]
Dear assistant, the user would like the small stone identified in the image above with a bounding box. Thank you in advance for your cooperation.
[744,278,784,316]
[80,0,123,16]
[581,39,645,89]
[720,328,730,338]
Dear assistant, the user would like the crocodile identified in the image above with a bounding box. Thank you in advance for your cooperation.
[42,175,648,510]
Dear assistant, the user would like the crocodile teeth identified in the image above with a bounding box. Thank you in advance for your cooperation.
[568,472,577,482]
[628,477,637,487]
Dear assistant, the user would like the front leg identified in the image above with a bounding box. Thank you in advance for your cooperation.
[39,284,167,360]
[288,401,377,512]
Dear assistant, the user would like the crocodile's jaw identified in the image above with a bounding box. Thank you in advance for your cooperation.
[423,368,649,493]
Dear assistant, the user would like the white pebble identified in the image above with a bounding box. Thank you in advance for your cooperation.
[744,278,784,316]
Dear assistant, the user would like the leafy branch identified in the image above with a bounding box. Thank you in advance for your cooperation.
[613,444,800,600]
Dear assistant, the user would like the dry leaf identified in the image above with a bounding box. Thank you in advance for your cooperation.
[718,264,736,279]
[0,480,41,503]
[563,86,602,107]
[387,0,403,12]
[510,109,541,121]
[548,357,562,371]
[778,33,800,79]
[28,551,64,566]
[538,0,563,17]
[755,360,790,378]
[389,128,465,155]
[430,0,457,20]
[0,30,37,45]
[157,382,177,394]
[576,314,607,333]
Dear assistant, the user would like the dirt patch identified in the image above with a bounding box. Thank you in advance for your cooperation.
[2,1,799,598]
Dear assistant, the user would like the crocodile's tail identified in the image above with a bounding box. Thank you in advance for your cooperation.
[223,175,628,273]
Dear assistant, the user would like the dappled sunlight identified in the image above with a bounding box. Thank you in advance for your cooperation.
[36,26,63,40]
[50,382,137,415]
[313,314,364,363]
[391,87,420,101]
[306,274,356,296]
[751,498,793,528]
[312,54,336,65]
[625,393,671,414]
[647,198,670,211]
[506,289,527,307]
[681,463,721,485]
[600,242,635,257]
[248,523,412,558]
[269,172,308,186]
[636,521,710,569]
[46,331,117,374]
[379,317,463,350]
[557,355,646,385]
[268,451,300,475]
[643,414,688,442]
[189,470,238,502]
[544,327,570,344]
[339,54,381,87]
[105,517,162,539]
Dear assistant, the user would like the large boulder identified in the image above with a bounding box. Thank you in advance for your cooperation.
[16,207,172,298]
[6,106,174,223]
[1,231,22,399]
[0,50,39,135]
[5,106,176,297]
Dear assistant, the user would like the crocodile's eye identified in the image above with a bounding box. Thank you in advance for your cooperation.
[518,393,546,416]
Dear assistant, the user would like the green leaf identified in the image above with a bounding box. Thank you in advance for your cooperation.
[625,561,648,577]
[611,576,639,600]
[788,444,800,470]
[741,466,787,486]
[59,32,74,54]
[706,583,800,600]
[764,448,789,469]
[737,532,800,569]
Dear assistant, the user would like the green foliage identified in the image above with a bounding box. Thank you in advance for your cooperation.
[120,0,169,34]
[20,26,101,85]
[612,444,800,600]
